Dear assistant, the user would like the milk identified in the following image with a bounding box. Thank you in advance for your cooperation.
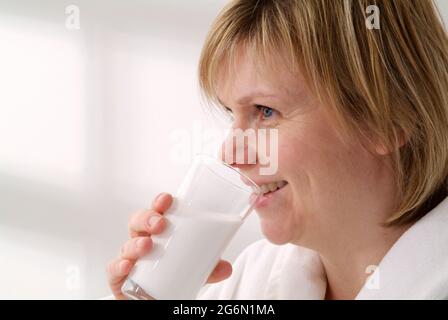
[126,211,243,300]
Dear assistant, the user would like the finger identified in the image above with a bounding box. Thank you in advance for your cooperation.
[151,192,173,213]
[128,209,166,238]
[120,237,153,260]
[107,258,134,299]
[206,260,232,284]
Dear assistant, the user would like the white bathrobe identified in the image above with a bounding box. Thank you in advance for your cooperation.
[198,196,448,300]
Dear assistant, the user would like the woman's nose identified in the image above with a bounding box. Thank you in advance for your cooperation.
[219,127,258,168]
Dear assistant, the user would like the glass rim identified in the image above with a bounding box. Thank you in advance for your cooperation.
[193,153,262,195]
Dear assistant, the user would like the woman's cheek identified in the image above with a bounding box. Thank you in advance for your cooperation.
[278,133,309,171]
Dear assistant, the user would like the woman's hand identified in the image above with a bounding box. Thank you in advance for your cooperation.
[107,192,233,300]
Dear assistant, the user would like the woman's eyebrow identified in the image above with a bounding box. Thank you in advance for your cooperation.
[216,90,277,110]
[236,91,276,105]
[217,92,277,108]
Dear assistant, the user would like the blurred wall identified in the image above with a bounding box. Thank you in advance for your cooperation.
[0,0,262,299]
[0,0,447,299]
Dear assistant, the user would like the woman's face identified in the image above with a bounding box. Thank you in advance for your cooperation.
[217,50,396,249]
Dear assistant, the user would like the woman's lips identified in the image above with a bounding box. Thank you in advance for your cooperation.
[251,182,288,209]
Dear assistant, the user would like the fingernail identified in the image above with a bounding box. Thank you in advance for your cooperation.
[148,215,161,228]
[155,192,165,204]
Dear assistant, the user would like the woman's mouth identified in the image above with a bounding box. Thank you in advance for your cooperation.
[251,180,288,209]
[258,180,288,194]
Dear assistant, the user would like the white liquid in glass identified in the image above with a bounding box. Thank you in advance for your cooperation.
[127,211,242,300]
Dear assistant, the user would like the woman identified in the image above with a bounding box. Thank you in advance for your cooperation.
[107,0,448,299]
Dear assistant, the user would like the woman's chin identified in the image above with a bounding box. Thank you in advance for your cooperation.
[259,217,292,245]
[256,205,306,245]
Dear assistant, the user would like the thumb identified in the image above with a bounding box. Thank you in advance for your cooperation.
[206,259,232,284]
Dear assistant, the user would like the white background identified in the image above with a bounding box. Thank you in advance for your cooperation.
[0,0,447,299]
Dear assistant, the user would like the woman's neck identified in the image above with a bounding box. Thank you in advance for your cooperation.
[320,221,412,300]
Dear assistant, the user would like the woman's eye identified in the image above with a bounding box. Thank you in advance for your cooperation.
[257,105,276,119]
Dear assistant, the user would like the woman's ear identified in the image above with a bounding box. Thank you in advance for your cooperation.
[374,143,390,155]
[374,131,408,155]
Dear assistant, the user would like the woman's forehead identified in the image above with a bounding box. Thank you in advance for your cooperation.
[216,52,308,105]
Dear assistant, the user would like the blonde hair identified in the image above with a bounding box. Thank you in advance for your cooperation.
[198,0,448,225]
